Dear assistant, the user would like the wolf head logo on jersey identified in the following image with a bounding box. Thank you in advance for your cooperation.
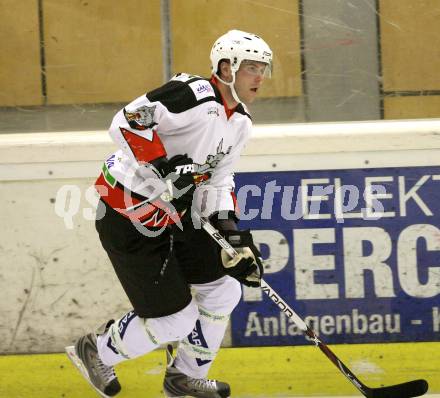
[193,139,232,184]
[124,105,158,130]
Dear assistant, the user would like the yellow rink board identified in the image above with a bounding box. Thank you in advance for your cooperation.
[384,96,440,120]
[1,342,439,397]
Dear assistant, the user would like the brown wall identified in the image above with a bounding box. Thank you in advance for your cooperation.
[384,96,440,120]
[43,0,163,104]
[1,0,301,106]
[171,0,302,98]
[2,0,440,120]
[0,0,42,106]
[380,0,440,118]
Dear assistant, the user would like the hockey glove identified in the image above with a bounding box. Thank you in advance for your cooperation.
[220,230,264,288]
[209,210,239,233]
[154,154,196,212]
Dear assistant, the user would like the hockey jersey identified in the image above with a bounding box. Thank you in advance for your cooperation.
[95,74,253,227]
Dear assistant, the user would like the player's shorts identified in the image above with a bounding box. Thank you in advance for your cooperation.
[95,200,226,318]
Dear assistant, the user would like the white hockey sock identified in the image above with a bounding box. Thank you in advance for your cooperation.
[175,309,229,378]
[174,276,241,379]
[97,311,159,366]
[97,299,199,366]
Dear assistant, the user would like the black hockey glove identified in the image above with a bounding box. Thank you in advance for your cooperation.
[154,154,196,212]
[221,230,264,288]
[209,210,239,233]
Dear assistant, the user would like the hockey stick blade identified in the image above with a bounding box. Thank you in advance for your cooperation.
[366,379,428,398]
[316,333,428,398]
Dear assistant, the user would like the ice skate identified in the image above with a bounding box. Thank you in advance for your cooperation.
[65,333,121,397]
[163,345,230,398]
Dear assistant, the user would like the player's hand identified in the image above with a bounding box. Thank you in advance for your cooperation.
[155,154,196,212]
[220,230,264,287]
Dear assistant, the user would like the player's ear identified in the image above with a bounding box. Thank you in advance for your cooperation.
[218,60,232,82]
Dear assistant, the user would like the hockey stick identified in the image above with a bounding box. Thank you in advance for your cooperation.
[197,214,429,398]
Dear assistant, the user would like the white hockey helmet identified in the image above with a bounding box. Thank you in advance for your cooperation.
[210,30,273,102]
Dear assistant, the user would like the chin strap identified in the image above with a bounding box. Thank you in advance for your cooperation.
[214,73,241,104]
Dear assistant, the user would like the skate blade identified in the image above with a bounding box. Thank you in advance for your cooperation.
[65,345,111,398]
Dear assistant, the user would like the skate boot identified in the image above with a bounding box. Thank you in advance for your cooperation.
[65,330,121,397]
[163,345,230,398]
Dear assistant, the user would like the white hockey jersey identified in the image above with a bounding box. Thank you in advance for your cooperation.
[95,74,253,227]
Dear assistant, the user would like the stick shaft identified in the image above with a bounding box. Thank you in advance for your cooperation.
[198,214,428,398]
[199,215,369,395]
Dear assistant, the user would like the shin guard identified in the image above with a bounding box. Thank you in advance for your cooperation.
[174,276,241,378]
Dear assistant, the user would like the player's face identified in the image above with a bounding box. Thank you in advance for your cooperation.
[235,61,269,104]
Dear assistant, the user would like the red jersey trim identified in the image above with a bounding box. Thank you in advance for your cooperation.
[210,76,237,120]
[95,173,180,227]
[230,191,239,217]
[119,127,167,164]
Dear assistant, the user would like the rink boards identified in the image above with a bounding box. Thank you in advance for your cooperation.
[0,120,439,395]
[232,165,440,347]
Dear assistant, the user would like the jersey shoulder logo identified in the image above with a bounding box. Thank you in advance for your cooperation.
[188,80,215,101]
[124,105,157,131]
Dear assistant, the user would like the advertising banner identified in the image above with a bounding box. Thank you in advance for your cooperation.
[231,165,440,346]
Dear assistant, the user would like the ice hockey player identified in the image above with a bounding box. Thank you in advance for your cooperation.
[65,29,273,397]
